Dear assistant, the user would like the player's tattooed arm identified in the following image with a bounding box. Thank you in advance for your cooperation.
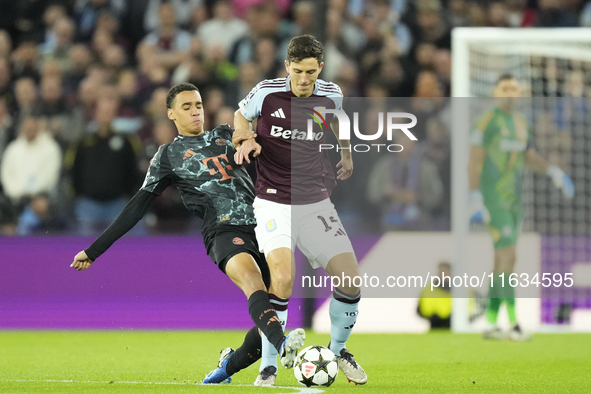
[331,117,353,180]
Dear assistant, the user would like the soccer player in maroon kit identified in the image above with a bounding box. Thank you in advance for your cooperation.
[206,35,367,386]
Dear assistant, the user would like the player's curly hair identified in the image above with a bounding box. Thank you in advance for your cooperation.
[287,35,324,64]
[166,83,200,109]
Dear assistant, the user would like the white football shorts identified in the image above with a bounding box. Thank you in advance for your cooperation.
[252,197,355,269]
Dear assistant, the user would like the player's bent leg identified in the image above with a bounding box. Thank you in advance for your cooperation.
[325,252,360,296]
[225,253,287,361]
[225,252,267,299]
[204,326,262,384]
[324,253,367,385]
[266,246,295,299]
[256,244,295,382]
[297,202,367,384]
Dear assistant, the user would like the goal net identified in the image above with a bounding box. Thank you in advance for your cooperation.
[451,28,591,332]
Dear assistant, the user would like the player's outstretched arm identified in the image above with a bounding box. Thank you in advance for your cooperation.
[330,117,353,180]
[70,191,158,270]
[525,148,574,198]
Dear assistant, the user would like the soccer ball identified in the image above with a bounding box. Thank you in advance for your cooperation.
[293,345,339,387]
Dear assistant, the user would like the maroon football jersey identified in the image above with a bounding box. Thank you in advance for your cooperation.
[238,76,343,205]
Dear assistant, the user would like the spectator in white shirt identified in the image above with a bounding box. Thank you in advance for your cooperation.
[1,113,62,207]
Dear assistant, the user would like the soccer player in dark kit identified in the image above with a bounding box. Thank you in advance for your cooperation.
[205,35,368,387]
[70,83,305,382]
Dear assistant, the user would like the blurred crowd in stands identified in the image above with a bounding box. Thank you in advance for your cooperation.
[0,0,588,236]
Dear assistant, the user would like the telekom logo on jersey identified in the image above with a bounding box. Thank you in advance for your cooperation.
[307,108,418,153]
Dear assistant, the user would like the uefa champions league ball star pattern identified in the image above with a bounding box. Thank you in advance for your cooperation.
[293,346,339,387]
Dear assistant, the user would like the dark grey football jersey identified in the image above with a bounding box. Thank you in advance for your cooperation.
[141,124,256,234]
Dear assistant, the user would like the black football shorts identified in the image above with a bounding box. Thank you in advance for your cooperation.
[205,224,271,289]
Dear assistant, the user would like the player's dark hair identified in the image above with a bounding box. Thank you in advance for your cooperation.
[287,35,324,64]
[166,83,200,109]
[496,73,516,85]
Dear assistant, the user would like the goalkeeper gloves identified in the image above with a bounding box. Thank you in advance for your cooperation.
[546,165,575,199]
[468,190,490,224]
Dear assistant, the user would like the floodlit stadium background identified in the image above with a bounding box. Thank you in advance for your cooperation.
[1,0,591,334]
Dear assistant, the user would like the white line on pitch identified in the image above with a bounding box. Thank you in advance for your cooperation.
[0,379,324,393]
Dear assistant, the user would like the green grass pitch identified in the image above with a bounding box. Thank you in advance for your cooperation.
[0,330,589,393]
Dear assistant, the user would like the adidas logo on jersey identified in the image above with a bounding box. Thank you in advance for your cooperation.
[270,108,286,118]
[183,149,197,160]
[270,125,324,141]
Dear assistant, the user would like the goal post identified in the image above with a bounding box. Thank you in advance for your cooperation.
[450,28,591,332]
[452,28,591,98]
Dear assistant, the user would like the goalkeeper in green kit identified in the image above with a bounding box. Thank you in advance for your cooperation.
[468,74,574,340]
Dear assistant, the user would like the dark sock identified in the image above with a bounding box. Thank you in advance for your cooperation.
[226,326,262,375]
[248,290,285,352]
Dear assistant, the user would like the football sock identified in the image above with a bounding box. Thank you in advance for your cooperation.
[504,274,517,324]
[226,326,261,376]
[247,290,285,353]
[486,274,502,325]
[259,294,288,372]
[329,288,360,355]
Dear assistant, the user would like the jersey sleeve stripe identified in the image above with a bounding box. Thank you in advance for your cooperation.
[318,88,342,94]
[239,78,288,121]
[258,82,287,88]
[317,81,343,92]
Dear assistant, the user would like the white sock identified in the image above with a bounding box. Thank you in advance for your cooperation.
[329,289,360,355]
[259,296,288,372]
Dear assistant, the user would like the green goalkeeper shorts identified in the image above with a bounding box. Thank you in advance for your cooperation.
[485,204,522,250]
